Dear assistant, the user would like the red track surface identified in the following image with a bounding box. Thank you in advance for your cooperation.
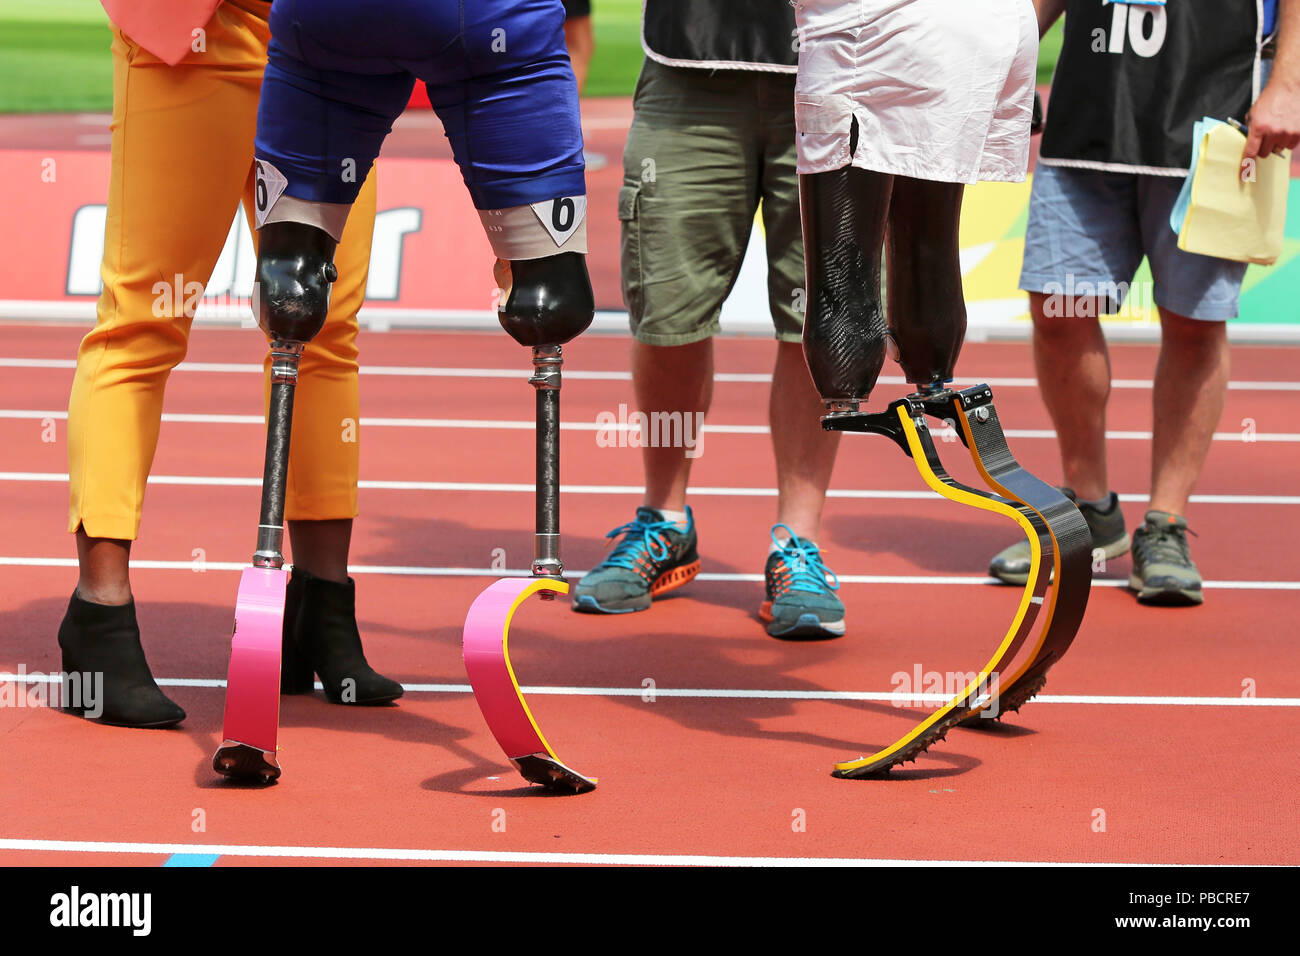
[1,323,1297,866]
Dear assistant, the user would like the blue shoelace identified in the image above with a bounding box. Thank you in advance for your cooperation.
[770,524,840,593]
[602,512,686,570]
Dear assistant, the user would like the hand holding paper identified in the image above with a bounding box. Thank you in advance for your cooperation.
[1170,118,1290,265]
[1245,80,1300,159]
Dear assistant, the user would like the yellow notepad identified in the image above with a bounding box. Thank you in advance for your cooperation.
[1176,120,1290,265]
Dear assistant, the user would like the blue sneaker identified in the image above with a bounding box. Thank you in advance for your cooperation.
[760,525,845,639]
[572,507,701,613]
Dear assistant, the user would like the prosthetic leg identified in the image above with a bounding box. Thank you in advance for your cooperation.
[462,251,597,794]
[214,221,338,783]
[237,0,593,785]
[801,166,1092,777]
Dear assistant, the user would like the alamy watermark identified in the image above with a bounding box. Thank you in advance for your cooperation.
[890,665,1001,718]
[1,665,102,718]
[1040,276,1155,320]
[50,886,150,936]
[595,404,705,459]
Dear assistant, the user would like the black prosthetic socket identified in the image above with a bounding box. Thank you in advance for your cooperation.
[885,179,966,387]
[799,166,893,405]
[498,252,594,348]
[255,220,339,344]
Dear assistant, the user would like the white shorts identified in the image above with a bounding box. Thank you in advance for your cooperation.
[793,0,1038,184]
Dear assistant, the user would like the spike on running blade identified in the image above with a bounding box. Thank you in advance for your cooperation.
[1005,675,1048,712]
[512,753,597,794]
[833,714,965,778]
[213,740,281,784]
[960,675,1049,729]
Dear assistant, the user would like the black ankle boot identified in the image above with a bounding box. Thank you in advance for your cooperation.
[56,593,186,728]
[280,568,403,705]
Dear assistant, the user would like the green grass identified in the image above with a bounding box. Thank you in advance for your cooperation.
[1038,19,1064,85]
[0,20,113,112]
[586,0,644,97]
[0,1,112,113]
[0,0,1063,113]
[0,0,110,22]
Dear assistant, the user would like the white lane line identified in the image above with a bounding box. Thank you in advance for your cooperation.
[2,673,1296,707]
[1,557,1297,590]
[1,357,1297,391]
[3,409,1296,442]
[0,358,672,380]
[4,409,265,425]
[2,471,1298,505]
[0,409,771,433]
[0,837,1234,867]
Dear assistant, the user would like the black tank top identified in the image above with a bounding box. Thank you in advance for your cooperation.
[642,0,797,72]
[1039,0,1261,174]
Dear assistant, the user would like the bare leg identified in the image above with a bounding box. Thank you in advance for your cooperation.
[1149,308,1229,515]
[74,532,132,605]
[287,518,352,584]
[885,178,966,386]
[771,341,840,540]
[633,338,713,513]
[1029,292,1112,501]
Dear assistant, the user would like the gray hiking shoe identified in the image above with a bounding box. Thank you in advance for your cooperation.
[1129,510,1203,606]
[989,488,1130,585]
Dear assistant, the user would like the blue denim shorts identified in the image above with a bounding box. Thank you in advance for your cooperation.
[1023,57,1271,321]
[1018,162,1250,321]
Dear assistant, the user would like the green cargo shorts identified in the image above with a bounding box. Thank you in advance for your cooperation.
[619,58,804,346]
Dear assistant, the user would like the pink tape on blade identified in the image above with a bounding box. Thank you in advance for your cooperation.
[220,567,287,754]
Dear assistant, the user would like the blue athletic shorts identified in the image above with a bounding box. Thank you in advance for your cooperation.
[1019,162,1250,321]
[255,0,586,211]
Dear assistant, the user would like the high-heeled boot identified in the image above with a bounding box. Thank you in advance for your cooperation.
[56,592,186,728]
[280,568,404,704]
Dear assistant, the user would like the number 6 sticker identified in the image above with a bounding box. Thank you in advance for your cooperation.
[530,195,587,246]
[253,159,288,228]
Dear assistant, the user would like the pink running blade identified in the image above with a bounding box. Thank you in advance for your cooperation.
[462,577,596,794]
[219,567,287,756]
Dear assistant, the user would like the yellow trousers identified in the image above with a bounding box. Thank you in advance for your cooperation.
[68,0,377,540]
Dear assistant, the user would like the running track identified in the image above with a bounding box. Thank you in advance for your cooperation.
[1,323,1297,866]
